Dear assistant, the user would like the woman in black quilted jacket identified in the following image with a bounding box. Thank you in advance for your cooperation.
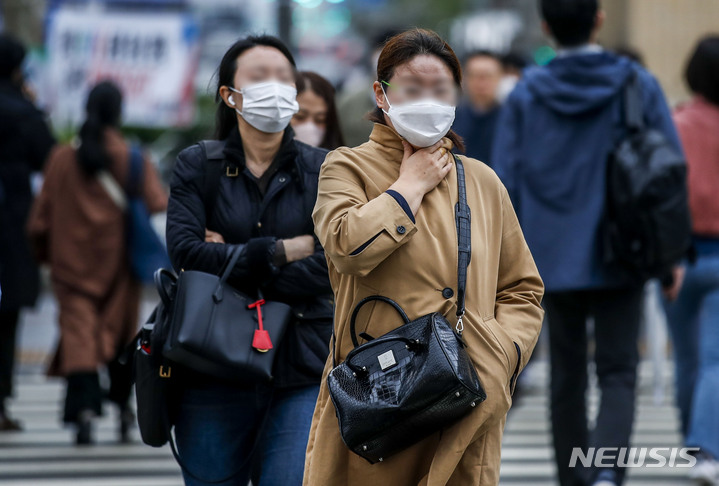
[165,35,333,486]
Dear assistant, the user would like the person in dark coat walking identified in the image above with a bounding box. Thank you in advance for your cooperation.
[492,1,682,485]
[452,50,504,165]
[166,35,333,486]
[0,34,55,431]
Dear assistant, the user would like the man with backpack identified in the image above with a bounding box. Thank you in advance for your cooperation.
[492,1,686,485]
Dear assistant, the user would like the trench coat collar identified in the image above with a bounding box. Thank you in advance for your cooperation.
[368,122,455,164]
[369,122,405,156]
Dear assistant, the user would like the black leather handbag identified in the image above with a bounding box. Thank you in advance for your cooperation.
[134,318,173,447]
[130,269,262,484]
[132,268,177,447]
[327,156,486,464]
[163,246,292,383]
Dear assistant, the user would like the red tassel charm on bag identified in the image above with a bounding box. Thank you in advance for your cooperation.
[249,299,272,352]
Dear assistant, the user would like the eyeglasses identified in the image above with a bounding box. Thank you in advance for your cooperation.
[381,80,459,104]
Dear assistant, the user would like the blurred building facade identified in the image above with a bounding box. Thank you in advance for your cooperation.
[600,0,719,105]
[2,0,717,129]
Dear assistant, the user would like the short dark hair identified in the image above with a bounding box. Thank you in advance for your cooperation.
[214,35,296,140]
[501,52,530,72]
[685,35,719,106]
[540,0,598,48]
[0,33,26,79]
[368,28,465,153]
[462,50,502,69]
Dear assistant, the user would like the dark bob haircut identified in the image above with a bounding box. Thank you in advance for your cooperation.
[685,35,719,106]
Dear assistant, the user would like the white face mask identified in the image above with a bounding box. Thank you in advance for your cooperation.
[496,75,519,104]
[292,121,325,147]
[229,81,299,133]
[381,84,456,148]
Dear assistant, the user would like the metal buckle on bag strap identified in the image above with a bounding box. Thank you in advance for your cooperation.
[456,311,465,335]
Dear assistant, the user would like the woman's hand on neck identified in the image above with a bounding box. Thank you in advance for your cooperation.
[237,116,284,176]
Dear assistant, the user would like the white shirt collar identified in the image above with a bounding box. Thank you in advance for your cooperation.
[557,43,603,58]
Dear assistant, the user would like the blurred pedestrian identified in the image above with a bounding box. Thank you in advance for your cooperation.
[291,71,345,149]
[304,28,544,486]
[663,35,719,486]
[452,50,503,165]
[0,33,55,432]
[337,29,401,147]
[496,52,529,103]
[492,1,682,485]
[27,81,168,445]
[166,35,333,485]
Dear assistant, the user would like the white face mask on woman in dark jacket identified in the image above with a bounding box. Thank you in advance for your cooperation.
[230,81,299,133]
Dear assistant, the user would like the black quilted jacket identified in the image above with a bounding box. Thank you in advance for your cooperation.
[166,128,333,388]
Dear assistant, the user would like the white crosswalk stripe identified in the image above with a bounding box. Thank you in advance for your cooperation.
[0,377,183,485]
[500,361,696,485]
[0,360,695,485]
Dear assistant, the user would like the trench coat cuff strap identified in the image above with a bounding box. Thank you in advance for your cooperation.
[379,192,417,243]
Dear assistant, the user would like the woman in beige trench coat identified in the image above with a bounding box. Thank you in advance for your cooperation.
[304,29,544,486]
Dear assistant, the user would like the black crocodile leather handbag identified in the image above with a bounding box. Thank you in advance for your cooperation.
[327,156,487,464]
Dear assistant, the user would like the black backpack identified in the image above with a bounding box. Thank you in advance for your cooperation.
[604,71,692,281]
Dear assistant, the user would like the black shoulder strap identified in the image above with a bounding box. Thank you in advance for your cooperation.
[624,70,644,132]
[454,154,471,334]
[198,140,226,225]
[330,155,472,366]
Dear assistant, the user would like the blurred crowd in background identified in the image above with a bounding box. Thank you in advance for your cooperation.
[1,0,716,176]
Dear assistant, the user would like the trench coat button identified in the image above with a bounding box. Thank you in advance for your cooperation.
[396,225,406,234]
[279,176,286,183]
[442,287,454,299]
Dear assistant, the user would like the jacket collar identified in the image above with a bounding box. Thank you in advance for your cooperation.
[368,122,455,162]
[557,43,603,58]
[369,122,405,154]
[222,126,304,191]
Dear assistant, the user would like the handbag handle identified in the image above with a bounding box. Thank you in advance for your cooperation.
[212,246,244,303]
[349,295,410,348]
[153,268,177,307]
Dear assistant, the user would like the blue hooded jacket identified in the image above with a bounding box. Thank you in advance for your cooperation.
[492,51,682,292]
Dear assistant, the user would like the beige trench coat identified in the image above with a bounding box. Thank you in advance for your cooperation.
[304,123,544,486]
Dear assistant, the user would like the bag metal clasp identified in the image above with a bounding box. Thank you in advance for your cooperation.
[456,312,465,334]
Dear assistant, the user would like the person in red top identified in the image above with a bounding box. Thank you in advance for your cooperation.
[663,35,719,486]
